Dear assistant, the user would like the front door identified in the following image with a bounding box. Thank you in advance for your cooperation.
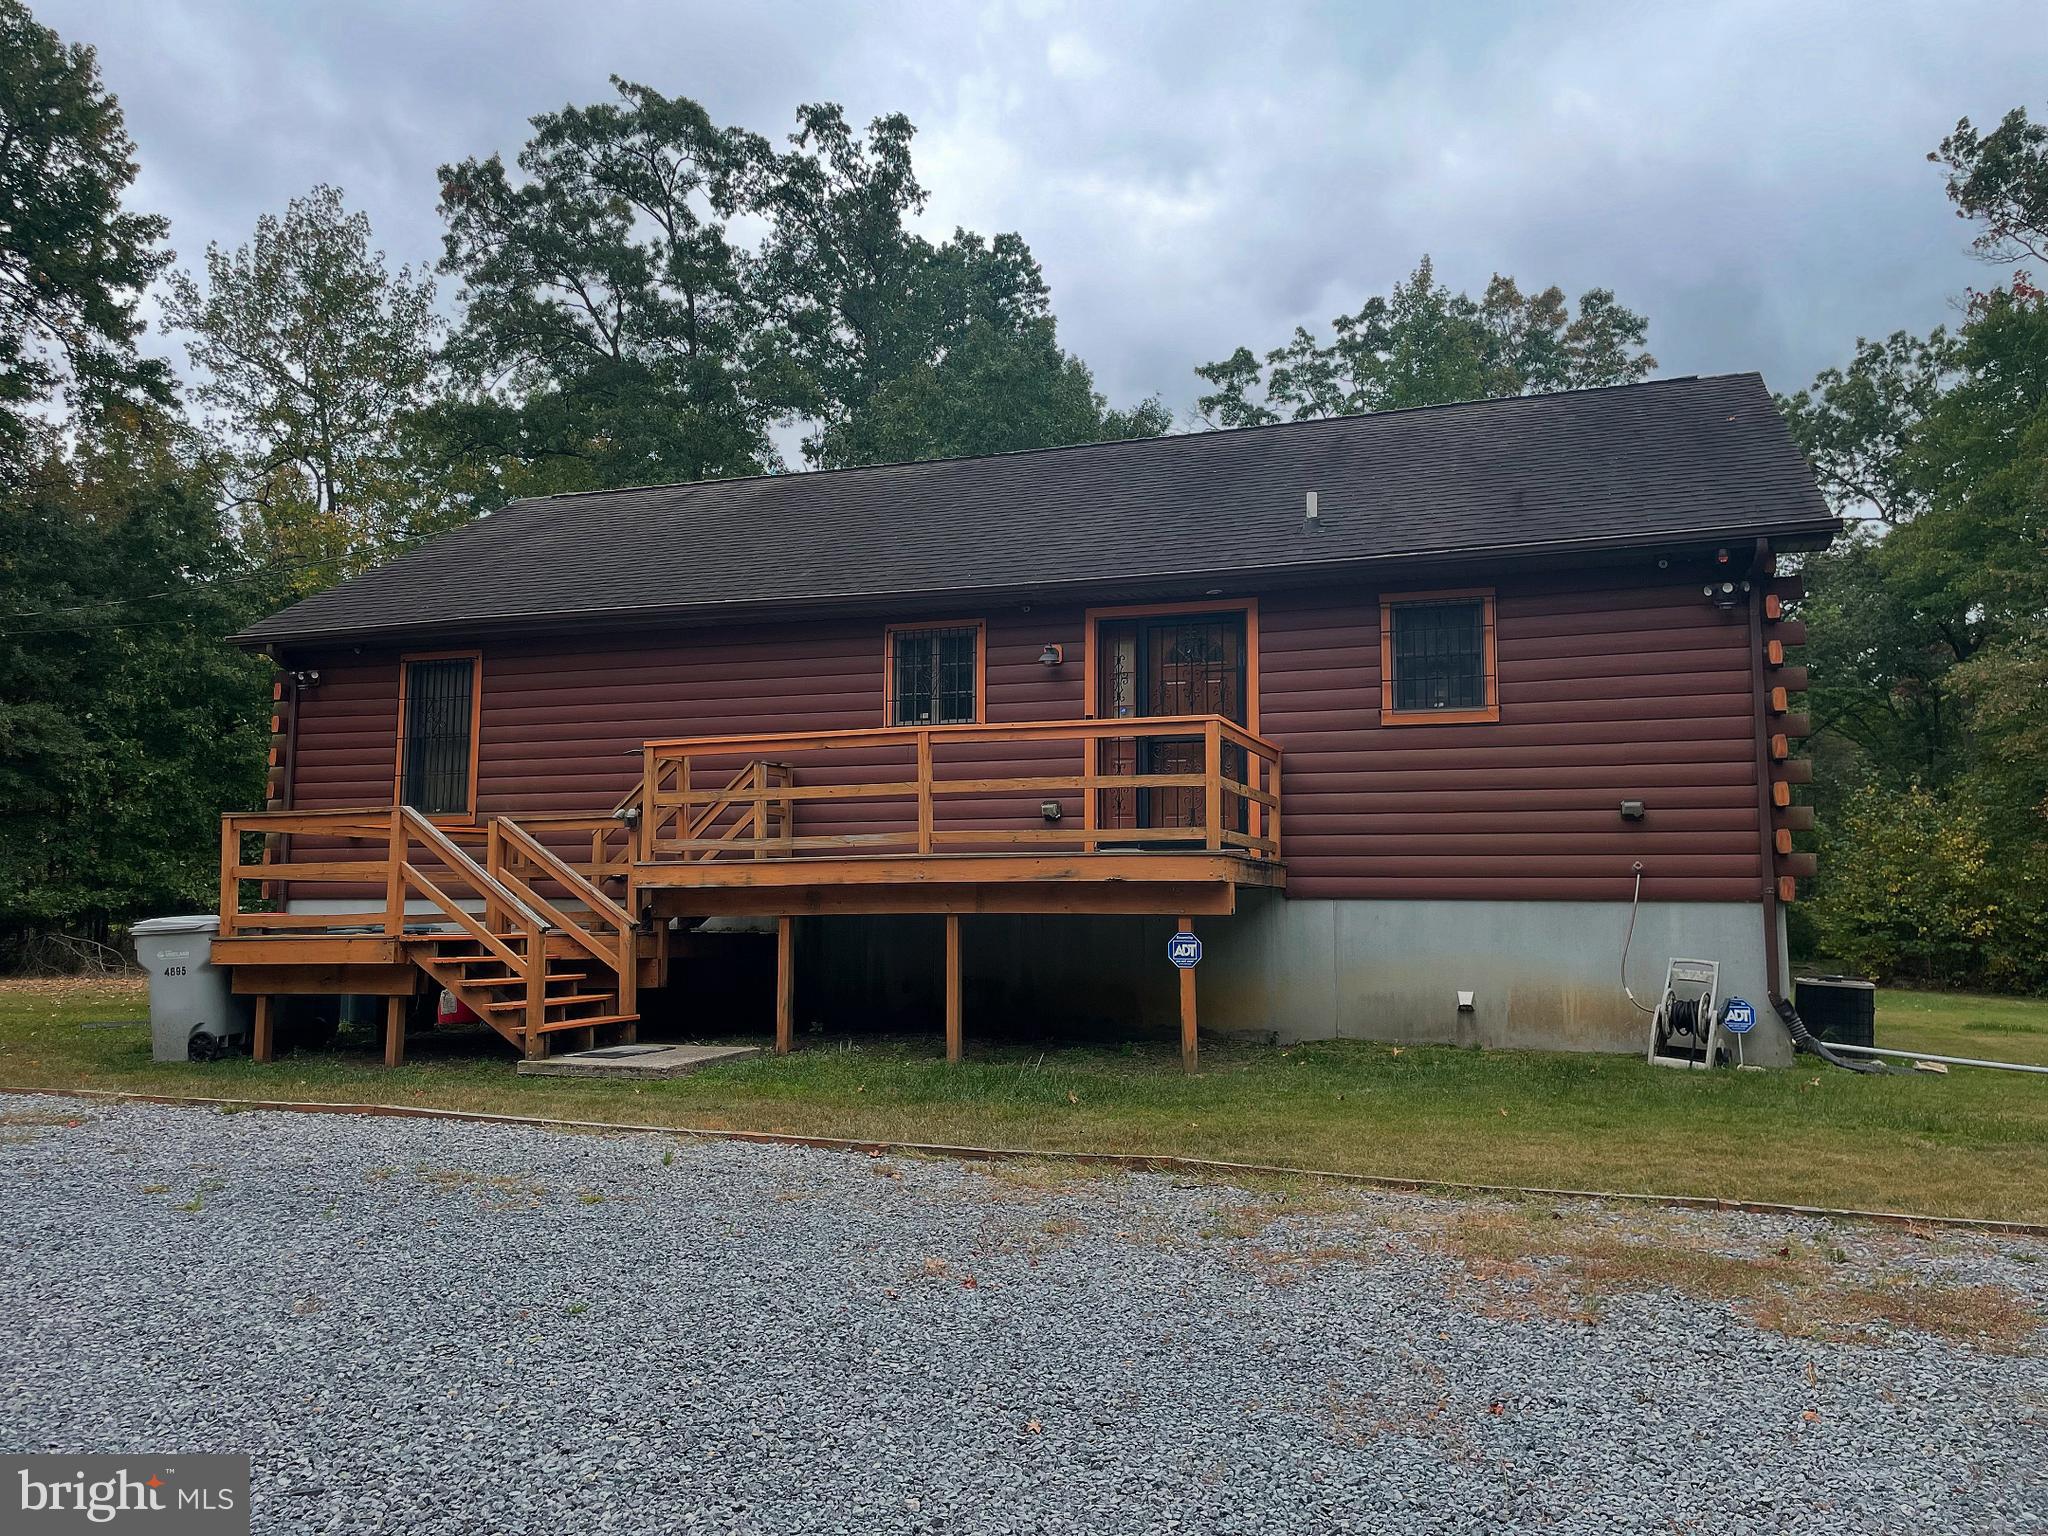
[1096,612,1248,838]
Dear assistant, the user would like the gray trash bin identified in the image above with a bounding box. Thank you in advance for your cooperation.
[132,915,249,1062]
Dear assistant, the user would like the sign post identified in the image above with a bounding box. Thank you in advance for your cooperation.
[1721,995,1756,1068]
[1171,922,1200,1074]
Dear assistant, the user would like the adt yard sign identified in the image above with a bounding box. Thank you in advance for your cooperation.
[1722,997,1757,1035]
[1168,932,1203,969]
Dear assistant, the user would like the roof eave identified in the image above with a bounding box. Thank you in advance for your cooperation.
[232,513,1842,654]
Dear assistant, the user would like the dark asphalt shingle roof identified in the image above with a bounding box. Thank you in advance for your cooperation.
[238,372,1834,647]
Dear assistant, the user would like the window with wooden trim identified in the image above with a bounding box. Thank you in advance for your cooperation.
[397,653,480,816]
[1379,590,1499,725]
[886,623,982,725]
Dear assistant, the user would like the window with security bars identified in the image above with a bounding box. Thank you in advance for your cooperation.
[889,625,979,725]
[1384,595,1496,720]
[400,656,477,815]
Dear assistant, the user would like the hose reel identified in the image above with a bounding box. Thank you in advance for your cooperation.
[1648,957,1730,1070]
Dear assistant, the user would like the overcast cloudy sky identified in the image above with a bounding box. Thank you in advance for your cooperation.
[40,0,2048,421]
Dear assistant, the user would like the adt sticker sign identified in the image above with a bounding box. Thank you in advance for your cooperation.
[1722,997,1757,1035]
[1168,931,1203,969]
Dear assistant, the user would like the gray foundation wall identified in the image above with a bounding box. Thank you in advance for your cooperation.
[799,897,1791,1066]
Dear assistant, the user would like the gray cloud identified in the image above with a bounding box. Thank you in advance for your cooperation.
[41,0,2043,420]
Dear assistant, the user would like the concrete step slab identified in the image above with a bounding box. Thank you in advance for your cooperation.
[514,1043,761,1080]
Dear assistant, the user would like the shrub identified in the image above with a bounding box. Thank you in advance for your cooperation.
[1810,781,2048,990]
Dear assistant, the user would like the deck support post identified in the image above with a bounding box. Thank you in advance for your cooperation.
[1178,915,1197,1074]
[383,994,406,1069]
[523,939,546,1060]
[775,915,794,1054]
[943,913,962,1063]
[252,994,274,1063]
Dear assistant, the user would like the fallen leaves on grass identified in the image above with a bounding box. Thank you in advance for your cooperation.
[0,975,146,1002]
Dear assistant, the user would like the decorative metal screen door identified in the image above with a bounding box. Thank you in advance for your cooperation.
[1095,613,1247,839]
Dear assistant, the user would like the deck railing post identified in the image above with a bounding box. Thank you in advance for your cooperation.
[218,818,239,939]
[1081,729,1098,855]
[752,760,768,861]
[484,819,503,935]
[523,924,546,1058]
[384,808,405,937]
[640,746,656,864]
[617,919,637,1027]
[1268,745,1282,858]
[1204,719,1223,851]
[678,754,694,860]
[916,730,934,855]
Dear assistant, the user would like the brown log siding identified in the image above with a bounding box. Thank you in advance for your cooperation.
[284,567,1759,903]
[1261,569,1759,902]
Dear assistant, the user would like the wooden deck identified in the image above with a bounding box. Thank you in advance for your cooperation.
[213,714,1282,1069]
[633,850,1281,915]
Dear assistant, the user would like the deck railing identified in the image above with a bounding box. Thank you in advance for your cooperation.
[637,714,1281,864]
[216,803,630,987]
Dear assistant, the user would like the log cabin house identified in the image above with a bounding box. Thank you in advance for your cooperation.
[217,373,1835,1070]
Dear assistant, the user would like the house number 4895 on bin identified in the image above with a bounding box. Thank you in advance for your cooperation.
[1168,932,1203,969]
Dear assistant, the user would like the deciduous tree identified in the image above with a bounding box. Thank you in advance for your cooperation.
[745,105,1165,467]
[0,0,172,481]
[0,412,270,958]
[162,185,443,592]
[1788,102,2048,985]
[433,78,771,493]
[1194,257,1654,426]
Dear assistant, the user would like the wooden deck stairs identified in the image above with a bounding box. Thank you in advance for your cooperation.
[217,805,641,1060]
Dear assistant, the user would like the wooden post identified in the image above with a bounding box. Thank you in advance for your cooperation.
[1177,915,1197,1074]
[384,807,405,937]
[775,915,794,1054]
[252,994,274,1063]
[1261,749,1277,860]
[640,746,657,862]
[383,994,406,1068]
[752,761,768,861]
[523,932,546,1060]
[944,913,962,1063]
[616,923,637,1040]
[218,818,239,939]
[915,730,934,854]
[484,819,503,935]
[1081,733,1098,854]
[1203,721,1223,850]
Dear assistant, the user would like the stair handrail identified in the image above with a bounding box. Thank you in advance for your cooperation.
[493,814,638,1020]
[395,806,551,937]
[495,817,634,932]
[493,819,635,983]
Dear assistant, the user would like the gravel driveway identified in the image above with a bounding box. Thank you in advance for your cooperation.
[2,1092,2043,1534]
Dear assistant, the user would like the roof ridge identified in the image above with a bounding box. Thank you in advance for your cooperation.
[511,372,1730,507]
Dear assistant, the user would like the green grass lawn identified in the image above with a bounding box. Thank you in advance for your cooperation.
[3,977,2044,1224]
